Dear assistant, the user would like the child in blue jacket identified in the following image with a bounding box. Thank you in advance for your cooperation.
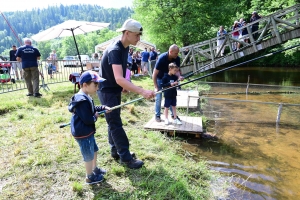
[161,63,182,125]
[68,71,111,185]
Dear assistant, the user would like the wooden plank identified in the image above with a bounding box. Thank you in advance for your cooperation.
[144,116,203,134]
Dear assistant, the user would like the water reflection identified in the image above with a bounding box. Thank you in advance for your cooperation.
[201,67,300,86]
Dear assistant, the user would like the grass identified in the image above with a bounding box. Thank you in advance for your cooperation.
[0,75,227,199]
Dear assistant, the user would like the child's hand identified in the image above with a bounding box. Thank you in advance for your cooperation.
[94,112,99,118]
[173,81,178,86]
[105,106,112,113]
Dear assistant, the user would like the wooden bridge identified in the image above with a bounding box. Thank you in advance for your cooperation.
[179,4,300,75]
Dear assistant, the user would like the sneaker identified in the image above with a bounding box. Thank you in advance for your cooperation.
[34,93,42,98]
[155,116,161,122]
[165,119,169,125]
[121,158,144,169]
[173,118,182,125]
[26,93,33,96]
[111,149,136,159]
[171,115,181,121]
[93,167,107,175]
[86,173,104,185]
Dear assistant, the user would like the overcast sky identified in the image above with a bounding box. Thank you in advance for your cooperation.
[1,0,133,12]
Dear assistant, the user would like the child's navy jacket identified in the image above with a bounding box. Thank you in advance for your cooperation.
[68,93,106,139]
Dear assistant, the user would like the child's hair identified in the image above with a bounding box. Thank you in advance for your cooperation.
[168,62,179,69]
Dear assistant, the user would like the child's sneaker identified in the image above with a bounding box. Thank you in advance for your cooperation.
[165,119,169,125]
[93,167,107,175]
[86,173,104,185]
[173,118,182,125]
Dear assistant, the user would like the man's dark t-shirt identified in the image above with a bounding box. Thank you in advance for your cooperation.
[15,45,41,69]
[99,40,128,93]
[9,50,17,61]
[155,52,180,79]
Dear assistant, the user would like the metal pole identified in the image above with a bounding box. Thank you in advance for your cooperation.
[71,28,84,72]
[246,75,250,95]
[276,103,283,125]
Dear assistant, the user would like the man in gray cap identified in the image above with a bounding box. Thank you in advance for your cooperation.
[97,19,155,169]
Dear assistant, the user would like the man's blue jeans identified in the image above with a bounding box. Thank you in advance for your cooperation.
[155,78,173,117]
[97,90,132,162]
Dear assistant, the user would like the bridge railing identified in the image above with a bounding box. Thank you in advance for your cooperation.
[0,59,101,94]
[179,4,300,75]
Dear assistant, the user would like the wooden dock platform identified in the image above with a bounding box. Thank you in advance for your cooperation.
[144,115,203,135]
[161,90,199,108]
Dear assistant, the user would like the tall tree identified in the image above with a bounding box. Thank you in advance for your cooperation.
[133,0,239,50]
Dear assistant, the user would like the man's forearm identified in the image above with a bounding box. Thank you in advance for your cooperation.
[153,75,158,88]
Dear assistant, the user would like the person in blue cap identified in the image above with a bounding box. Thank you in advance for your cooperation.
[68,70,111,185]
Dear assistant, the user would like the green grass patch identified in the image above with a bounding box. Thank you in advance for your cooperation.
[0,77,226,199]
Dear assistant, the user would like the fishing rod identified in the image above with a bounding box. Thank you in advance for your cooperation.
[59,110,106,128]
[60,44,299,128]
[109,44,300,109]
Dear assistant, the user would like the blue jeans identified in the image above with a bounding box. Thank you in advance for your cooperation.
[97,90,132,162]
[155,78,173,117]
[76,135,99,162]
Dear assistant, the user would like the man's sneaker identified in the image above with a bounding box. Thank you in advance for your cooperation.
[155,116,161,122]
[171,115,181,121]
[121,158,144,169]
[86,173,104,185]
[93,167,107,175]
[165,119,169,125]
[26,93,33,96]
[111,150,136,159]
[34,93,42,98]
[173,118,182,125]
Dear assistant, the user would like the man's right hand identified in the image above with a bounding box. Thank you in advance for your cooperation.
[142,89,155,99]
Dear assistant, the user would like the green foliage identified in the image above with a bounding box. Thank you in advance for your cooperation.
[133,0,240,50]
[0,4,133,56]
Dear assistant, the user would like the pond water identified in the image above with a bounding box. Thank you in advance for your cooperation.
[201,66,300,86]
[182,67,300,199]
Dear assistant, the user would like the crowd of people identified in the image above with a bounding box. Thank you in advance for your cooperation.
[217,11,262,56]
[126,46,160,77]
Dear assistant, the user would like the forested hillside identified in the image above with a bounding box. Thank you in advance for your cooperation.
[0,4,133,54]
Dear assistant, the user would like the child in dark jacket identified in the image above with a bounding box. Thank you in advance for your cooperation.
[161,63,182,125]
[68,70,111,185]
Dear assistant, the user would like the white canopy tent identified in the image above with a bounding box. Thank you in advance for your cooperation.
[95,35,156,52]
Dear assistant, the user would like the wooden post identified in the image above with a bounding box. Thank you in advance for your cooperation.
[186,95,190,115]
[191,47,197,73]
[295,10,299,25]
[271,16,282,44]
[209,40,215,68]
[276,103,283,125]
[257,19,271,42]
[247,26,257,52]
[246,75,250,95]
